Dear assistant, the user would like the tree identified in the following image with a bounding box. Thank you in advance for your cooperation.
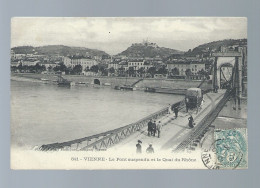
[84,66,90,72]
[72,65,82,74]
[98,66,108,76]
[90,65,99,73]
[171,67,179,75]
[17,62,23,72]
[128,67,135,77]
[41,65,46,72]
[47,66,52,72]
[11,66,17,72]
[109,67,115,74]
[99,67,108,76]
[65,66,73,75]
[58,63,67,72]
[53,63,67,73]
[197,69,205,76]
[157,65,167,75]
[147,67,156,77]
[23,65,29,72]
[118,67,125,77]
[137,67,145,77]
[34,63,46,73]
[197,69,210,79]
[185,68,192,76]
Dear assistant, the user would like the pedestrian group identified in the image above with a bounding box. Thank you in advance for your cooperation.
[136,103,197,154]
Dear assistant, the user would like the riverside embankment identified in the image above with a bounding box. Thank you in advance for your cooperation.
[11,73,212,91]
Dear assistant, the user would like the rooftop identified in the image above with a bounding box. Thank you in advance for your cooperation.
[67,55,92,59]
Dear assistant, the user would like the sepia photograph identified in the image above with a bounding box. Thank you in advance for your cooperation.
[10,17,247,169]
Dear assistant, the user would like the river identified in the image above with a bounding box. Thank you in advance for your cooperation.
[11,80,183,149]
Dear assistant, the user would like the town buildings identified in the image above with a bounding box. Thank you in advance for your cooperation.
[11,39,247,78]
[63,56,98,70]
[167,61,206,76]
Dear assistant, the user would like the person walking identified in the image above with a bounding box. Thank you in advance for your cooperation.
[147,119,153,137]
[168,104,172,114]
[188,115,195,128]
[156,121,162,138]
[152,121,157,136]
[136,140,142,154]
[146,143,154,154]
[174,106,179,119]
[199,96,205,111]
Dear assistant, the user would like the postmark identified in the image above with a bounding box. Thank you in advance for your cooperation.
[214,128,248,169]
[201,140,219,169]
[200,129,220,169]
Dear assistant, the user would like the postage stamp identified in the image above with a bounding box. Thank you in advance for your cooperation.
[214,128,248,169]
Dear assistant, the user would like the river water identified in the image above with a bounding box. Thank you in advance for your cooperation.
[11,80,183,149]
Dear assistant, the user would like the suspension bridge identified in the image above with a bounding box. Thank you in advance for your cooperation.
[38,47,247,152]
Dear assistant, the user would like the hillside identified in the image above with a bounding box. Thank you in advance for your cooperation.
[186,39,247,56]
[117,43,183,58]
[11,45,109,57]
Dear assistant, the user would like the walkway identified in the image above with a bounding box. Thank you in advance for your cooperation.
[109,90,226,153]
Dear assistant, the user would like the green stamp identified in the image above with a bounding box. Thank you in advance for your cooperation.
[214,128,248,169]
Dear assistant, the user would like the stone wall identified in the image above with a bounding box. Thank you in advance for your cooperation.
[12,73,212,90]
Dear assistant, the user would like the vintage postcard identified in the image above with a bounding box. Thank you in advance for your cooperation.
[10,17,247,169]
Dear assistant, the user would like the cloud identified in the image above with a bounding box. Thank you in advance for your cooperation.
[11,17,247,55]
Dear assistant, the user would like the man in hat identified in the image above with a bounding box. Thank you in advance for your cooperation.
[136,140,142,154]
[156,121,162,138]
[146,143,154,154]
[147,119,153,137]
[152,121,157,136]
[174,106,179,119]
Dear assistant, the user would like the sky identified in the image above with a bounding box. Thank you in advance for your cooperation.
[11,17,247,55]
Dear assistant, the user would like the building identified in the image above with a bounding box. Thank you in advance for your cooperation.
[11,50,15,60]
[11,59,22,67]
[167,61,206,76]
[108,61,120,70]
[127,60,145,71]
[22,60,41,66]
[131,39,158,48]
[93,55,102,61]
[127,60,152,71]
[167,61,190,76]
[39,62,57,69]
[14,54,26,59]
[63,56,98,70]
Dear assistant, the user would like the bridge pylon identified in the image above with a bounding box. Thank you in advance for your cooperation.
[212,47,246,110]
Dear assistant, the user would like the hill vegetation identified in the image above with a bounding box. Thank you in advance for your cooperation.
[11,45,109,57]
[185,39,247,56]
[117,43,183,58]
[11,39,247,59]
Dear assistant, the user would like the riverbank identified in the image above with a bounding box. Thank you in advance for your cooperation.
[11,73,212,91]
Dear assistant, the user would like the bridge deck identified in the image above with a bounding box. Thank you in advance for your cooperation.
[109,90,226,153]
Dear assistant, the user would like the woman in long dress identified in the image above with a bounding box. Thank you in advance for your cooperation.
[188,115,194,128]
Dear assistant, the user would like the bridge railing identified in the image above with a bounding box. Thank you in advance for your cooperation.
[174,88,235,152]
[80,100,185,151]
[39,100,185,151]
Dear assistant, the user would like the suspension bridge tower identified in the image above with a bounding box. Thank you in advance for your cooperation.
[212,46,247,109]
